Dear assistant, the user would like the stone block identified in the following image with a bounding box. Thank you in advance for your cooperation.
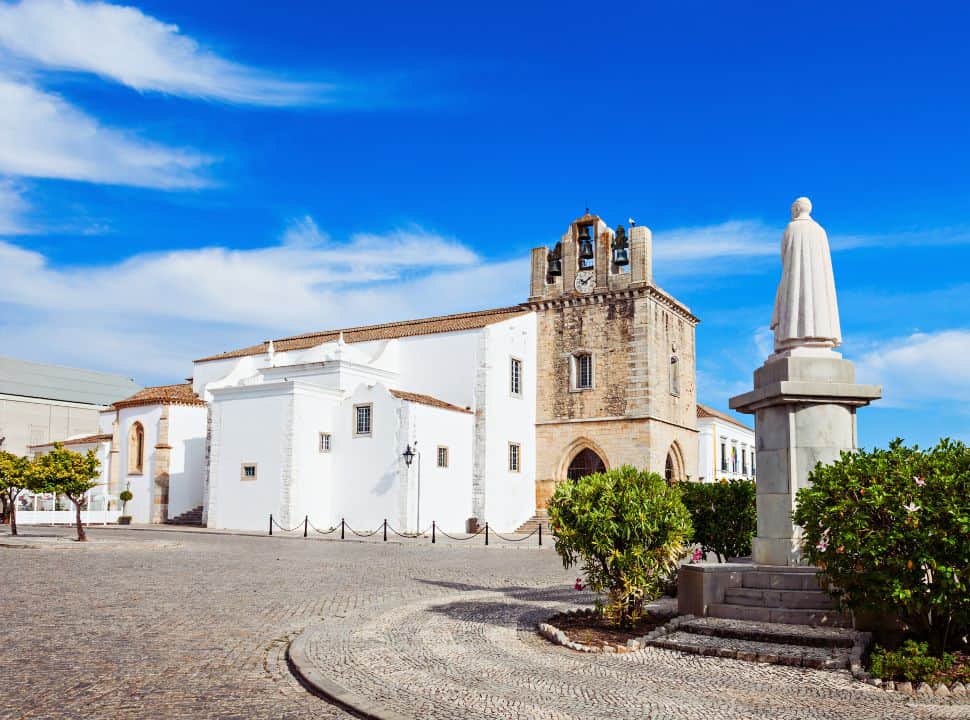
[752,449,790,494]
[792,404,854,449]
[756,494,795,538]
[755,405,791,451]
[752,537,801,566]
[793,446,846,484]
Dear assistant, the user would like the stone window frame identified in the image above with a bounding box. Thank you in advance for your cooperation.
[319,432,332,453]
[240,463,257,481]
[354,404,373,437]
[508,442,521,473]
[570,352,594,392]
[669,353,681,397]
[436,446,449,468]
[128,421,145,476]
[510,356,523,398]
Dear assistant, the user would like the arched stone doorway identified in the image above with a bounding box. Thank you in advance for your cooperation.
[665,441,686,483]
[567,448,606,480]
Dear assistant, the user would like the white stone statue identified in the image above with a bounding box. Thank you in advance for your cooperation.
[770,197,842,354]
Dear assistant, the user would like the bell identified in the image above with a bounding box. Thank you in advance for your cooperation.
[577,225,594,260]
[612,247,629,266]
[548,257,562,276]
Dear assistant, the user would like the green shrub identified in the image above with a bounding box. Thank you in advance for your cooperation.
[547,465,693,627]
[869,640,954,683]
[793,438,970,655]
[681,478,756,562]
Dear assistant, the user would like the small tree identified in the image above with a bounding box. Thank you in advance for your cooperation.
[0,452,32,537]
[30,445,101,542]
[119,489,133,518]
[681,478,756,562]
[548,465,693,627]
[793,438,970,656]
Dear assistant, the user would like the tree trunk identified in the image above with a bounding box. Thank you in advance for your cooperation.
[72,498,86,542]
[9,501,17,537]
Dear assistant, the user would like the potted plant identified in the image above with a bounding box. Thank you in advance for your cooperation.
[118,488,133,525]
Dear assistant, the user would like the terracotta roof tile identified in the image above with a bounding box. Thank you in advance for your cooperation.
[390,389,473,414]
[112,383,205,410]
[697,403,753,432]
[194,306,531,363]
[28,433,112,449]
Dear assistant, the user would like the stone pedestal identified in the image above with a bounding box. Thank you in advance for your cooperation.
[730,352,880,566]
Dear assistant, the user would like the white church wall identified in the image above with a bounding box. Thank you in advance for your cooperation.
[331,383,407,531]
[116,404,162,524]
[481,314,537,531]
[406,403,474,533]
[206,385,290,531]
[166,404,208,519]
[287,386,339,529]
[396,331,480,409]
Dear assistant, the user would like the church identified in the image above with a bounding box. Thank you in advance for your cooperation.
[53,211,699,533]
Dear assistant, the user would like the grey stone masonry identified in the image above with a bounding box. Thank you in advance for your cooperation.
[730,353,880,565]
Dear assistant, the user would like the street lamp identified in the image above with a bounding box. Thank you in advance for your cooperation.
[402,443,421,533]
[402,444,416,468]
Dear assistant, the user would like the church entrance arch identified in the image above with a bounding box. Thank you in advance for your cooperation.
[567,448,606,480]
[665,441,686,483]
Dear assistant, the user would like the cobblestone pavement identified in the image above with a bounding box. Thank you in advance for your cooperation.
[3,528,968,720]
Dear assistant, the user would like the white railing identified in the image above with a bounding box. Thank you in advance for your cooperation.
[15,509,121,525]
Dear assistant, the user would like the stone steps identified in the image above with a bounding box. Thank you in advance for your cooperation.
[165,505,204,526]
[723,587,837,610]
[741,569,823,591]
[708,603,852,627]
[645,615,867,671]
[514,512,551,534]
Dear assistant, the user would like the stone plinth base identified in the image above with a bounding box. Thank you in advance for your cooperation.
[730,353,880,566]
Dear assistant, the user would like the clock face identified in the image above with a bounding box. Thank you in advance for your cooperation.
[574,270,595,294]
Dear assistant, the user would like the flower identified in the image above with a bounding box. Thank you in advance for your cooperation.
[691,548,704,563]
[573,578,585,591]
[816,539,829,552]
[913,476,926,487]
[903,502,921,513]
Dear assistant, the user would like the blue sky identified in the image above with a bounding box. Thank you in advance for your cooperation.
[0,0,968,449]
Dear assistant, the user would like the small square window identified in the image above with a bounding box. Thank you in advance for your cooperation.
[319,432,332,452]
[508,442,521,472]
[573,353,593,390]
[510,357,522,397]
[354,404,372,436]
[240,463,257,481]
[436,446,449,468]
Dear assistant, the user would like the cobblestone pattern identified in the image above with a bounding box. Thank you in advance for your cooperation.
[0,527,575,720]
[297,589,970,720]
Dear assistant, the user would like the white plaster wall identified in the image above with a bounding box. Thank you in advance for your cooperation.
[395,331,479,409]
[697,417,756,482]
[166,405,208,518]
[206,387,289,531]
[287,387,338,529]
[481,314,537,531]
[330,383,408,531]
[117,405,162,523]
[407,403,474,533]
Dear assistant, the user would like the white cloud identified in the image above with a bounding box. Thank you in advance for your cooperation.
[0,220,526,381]
[854,330,970,407]
[0,179,30,234]
[0,0,330,106]
[0,77,213,188]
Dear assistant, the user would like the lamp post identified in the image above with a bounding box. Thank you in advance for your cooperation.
[402,443,421,533]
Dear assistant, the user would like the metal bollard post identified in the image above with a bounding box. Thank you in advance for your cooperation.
[304,515,308,538]
[485,522,489,546]
[341,518,345,540]
[538,523,542,546]
[383,519,387,542]
[269,514,273,536]
[432,521,436,544]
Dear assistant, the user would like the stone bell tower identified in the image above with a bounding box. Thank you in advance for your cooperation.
[526,211,700,513]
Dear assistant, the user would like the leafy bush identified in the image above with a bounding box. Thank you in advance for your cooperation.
[793,438,970,655]
[119,489,133,515]
[869,640,954,683]
[681,479,756,562]
[548,465,693,627]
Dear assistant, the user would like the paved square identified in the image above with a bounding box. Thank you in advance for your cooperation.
[1,528,966,719]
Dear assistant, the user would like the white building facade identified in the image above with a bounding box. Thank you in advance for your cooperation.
[695,403,756,483]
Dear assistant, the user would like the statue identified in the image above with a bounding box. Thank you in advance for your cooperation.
[770,197,842,354]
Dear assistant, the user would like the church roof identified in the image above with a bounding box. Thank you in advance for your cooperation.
[0,355,141,406]
[194,306,531,363]
[390,389,473,414]
[697,403,753,432]
[28,433,113,449]
[111,383,206,410]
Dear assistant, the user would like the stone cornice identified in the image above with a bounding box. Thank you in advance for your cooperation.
[536,414,699,434]
[522,285,699,325]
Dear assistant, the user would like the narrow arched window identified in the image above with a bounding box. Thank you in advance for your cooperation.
[669,354,680,396]
[128,422,144,475]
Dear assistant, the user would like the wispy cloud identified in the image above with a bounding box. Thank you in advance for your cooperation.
[0,77,214,188]
[0,0,332,106]
[855,330,970,408]
[0,219,524,380]
[0,179,30,234]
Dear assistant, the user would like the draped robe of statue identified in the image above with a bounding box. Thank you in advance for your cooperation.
[770,197,842,353]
